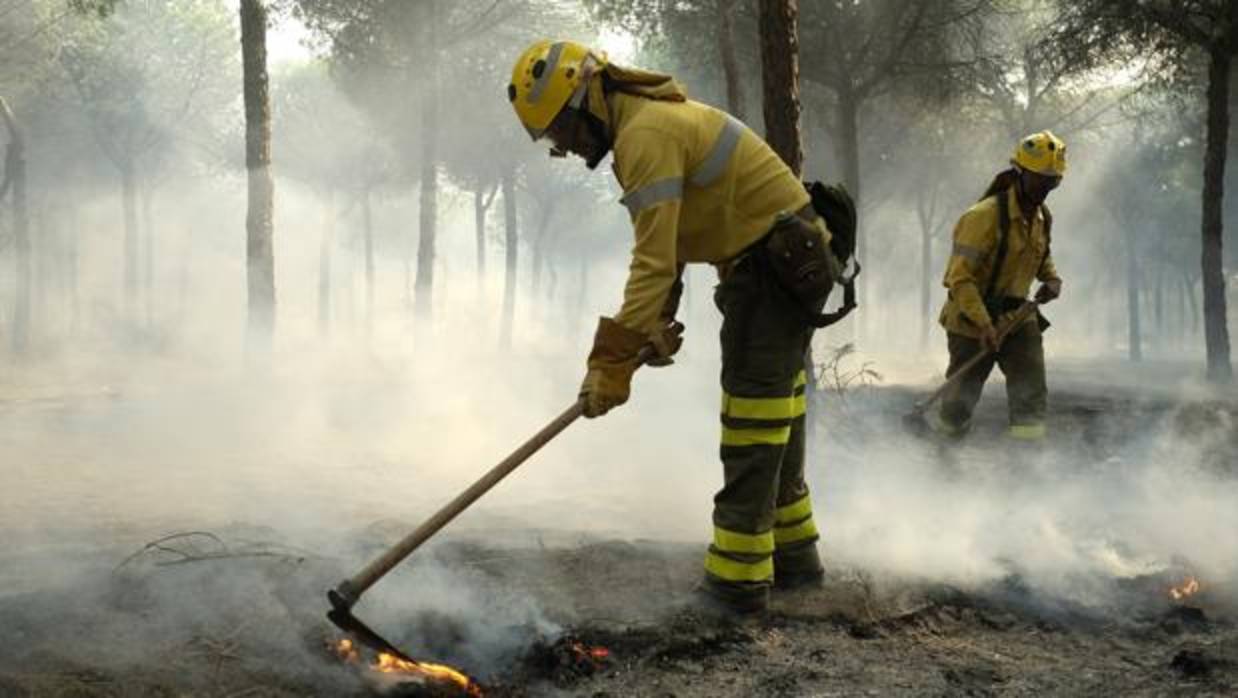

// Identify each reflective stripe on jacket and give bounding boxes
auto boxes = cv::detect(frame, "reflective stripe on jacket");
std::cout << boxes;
[607,92,814,334]
[939,187,1060,338]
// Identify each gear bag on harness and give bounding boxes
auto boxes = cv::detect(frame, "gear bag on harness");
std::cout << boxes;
[762,181,861,329]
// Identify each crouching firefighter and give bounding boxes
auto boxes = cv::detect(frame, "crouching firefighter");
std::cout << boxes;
[507,40,858,615]
[936,131,1066,441]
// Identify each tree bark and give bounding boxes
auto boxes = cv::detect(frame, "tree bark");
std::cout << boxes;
[474,187,487,292]
[363,187,374,335]
[500,167,518,348]
[141,181,154,328]
[916,190,934,350]
[414,0,440,325]
[241,0,276,344]
[1201,43,1233,382]
[318,189,333,337]
[120,158,139,314]
[718,0,745,119]
[1,97,30,354]
[1125,227,1142,361]
[758,0,802,175]
[415,100,438,323]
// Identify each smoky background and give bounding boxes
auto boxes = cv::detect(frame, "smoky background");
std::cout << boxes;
[0,0,1236,676]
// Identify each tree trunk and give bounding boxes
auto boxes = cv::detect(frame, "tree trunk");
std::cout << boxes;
[758,0,802,175]
[241,0,276,345]
[415,104,438,323]
[120,158,139,314]
[500,167,518,348]
[1201,44,1233,382]
[919,213,932,351]
[318,189,333,337]
[363,187,374,334]
[1,98,30,354]
[141,181,154,328]
[836,89,864,338]
[1125,227,1142,361]
[474,187,486,293]
[717,0,745,119]
[414,1,440,326]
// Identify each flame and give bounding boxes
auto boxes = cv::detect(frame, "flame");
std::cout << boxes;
[568,640,611,663]
[333,639,483,697]
[1169,576,1201,601]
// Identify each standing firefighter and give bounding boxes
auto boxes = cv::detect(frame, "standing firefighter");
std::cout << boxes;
[507,40,855,615]
[936,132,1066,440]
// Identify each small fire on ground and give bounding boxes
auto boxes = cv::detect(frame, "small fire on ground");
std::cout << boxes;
[1169,576,1202,601]
[333,638,484,697]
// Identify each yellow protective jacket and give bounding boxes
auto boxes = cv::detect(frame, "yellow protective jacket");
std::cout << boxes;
[939,187,1061,337]
[606,91,814,335]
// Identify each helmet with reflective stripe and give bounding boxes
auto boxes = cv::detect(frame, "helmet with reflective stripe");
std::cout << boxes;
[1011,130,1067,177]
[508,40,607,140]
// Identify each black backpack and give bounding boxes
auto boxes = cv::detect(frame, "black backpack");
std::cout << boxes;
[802,181,861,327]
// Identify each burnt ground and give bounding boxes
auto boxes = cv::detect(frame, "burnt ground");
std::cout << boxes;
[1,381,1236,697]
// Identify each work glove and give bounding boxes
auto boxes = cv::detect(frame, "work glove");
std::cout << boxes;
[579,317,647,418]
[646,277,685,367]
[979,323,1001,354]
[645,320,686,368]
[1034,279,1062,304]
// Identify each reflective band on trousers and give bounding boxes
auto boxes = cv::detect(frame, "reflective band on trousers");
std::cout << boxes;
[620,177,684,215]
[774,518,819,546]
[721,424,791,447]
[714,527,775,555]
[794,370,807,389]
[722,392,794,421]
[775,495,813,525]
[705,550,774,582]
[526,41,565,104]
[791,393,806,418]
[1009,423,1046,440]
[688,115,743,187]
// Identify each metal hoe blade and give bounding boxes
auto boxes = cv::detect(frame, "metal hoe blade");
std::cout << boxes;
[327,588,419,665]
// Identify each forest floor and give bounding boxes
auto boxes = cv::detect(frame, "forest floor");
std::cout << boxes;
[1,367,1236,697]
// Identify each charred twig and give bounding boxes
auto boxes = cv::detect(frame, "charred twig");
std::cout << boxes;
[115,531,308,572]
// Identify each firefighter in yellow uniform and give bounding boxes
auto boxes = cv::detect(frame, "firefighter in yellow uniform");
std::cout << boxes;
[937,132,1066,440]
[508,40,845,614]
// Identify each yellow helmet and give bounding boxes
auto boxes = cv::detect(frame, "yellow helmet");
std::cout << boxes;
[508,40,607,140]
[1011,130,1067,177]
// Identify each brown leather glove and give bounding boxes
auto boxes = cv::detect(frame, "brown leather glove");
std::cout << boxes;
[579,317,647,418]
[645,320,686,367]
[646,275,685,368]
[1034,279,1062,304]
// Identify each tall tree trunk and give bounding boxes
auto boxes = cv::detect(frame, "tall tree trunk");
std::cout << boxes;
[415,107,438,323]
[241,0,275,345]
[1154,263,1164,352]
[1125,227,1142,361]
[836,88,864,338]
[363,187,374,335]
[414,1,440,325]
[474,187,487,293]
[318,189,333,337]
[120,158,139,315]
[1201,43,1233,382]
[500,167,518,348]
[918,209,933,350]
[758,0,803,174]
[1,98,30,354]
[141,181,154,328]
[717,0,745,119]
[758,0,826,439]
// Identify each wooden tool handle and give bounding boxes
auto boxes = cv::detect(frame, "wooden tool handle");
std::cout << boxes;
[913,302,1039,414]
[341,399,586,600]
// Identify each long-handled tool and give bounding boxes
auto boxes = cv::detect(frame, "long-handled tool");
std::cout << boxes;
[904,301,1039,429]
[327,339,669,662]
